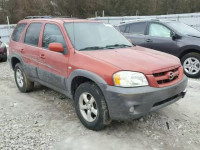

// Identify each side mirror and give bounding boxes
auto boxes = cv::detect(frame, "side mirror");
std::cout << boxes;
[48,43,64,52]
[171,31,178,40]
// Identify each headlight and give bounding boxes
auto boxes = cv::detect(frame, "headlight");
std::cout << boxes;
[113,71,149,87]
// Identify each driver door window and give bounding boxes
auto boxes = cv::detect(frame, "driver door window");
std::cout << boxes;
[42,23,67,53]
[149,23,171,38]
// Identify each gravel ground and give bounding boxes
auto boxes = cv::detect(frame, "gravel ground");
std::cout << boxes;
[0,61,200,150]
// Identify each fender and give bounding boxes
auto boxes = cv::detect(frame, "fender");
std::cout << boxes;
[9,52,25,70]
[178,45,200,58]
[67,69,108,96]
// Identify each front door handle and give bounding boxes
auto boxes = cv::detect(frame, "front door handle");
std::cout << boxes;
[146,39,153,43]
[40,54,45,59]
[20,49,24,53]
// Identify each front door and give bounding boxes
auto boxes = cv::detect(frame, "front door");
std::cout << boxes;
[145,23,179,55]
[38,23,69,90]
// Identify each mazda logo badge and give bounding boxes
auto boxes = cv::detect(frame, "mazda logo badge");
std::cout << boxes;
[169,72,174,80]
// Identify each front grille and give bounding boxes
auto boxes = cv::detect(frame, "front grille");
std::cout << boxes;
[153,67,180,85]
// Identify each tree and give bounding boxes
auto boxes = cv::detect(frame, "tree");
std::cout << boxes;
[0,0,200,24]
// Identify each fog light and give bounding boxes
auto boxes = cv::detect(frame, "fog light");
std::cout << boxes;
[129,106,135,113]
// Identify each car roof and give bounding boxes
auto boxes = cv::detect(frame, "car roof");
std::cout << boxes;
[18,17,101,24]
[118,19,178,26]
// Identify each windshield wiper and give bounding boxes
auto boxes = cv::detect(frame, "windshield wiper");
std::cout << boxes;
[79,44,132,51]
[79,46,106,51]
[105,44,132,49]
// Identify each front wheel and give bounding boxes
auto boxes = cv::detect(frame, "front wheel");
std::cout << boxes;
[74,82,111,131]
[181,53,200,78]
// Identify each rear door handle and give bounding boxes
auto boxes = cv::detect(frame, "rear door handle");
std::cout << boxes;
[40,54,45,59]
[146,39,153,43]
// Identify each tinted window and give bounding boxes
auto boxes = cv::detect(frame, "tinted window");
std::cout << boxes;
[127,22,146,34]
[149,23,171,37]
[119,25,126,32]
[42,24,67,51]
[12,23,27,42]
[24,23,42,46]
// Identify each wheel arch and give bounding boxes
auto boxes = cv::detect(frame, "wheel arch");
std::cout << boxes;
[11,56,22,70]
[67,69,107,99]
[179,49,200,60]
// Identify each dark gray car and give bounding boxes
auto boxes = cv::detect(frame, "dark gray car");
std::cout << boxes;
[117,20,200,78]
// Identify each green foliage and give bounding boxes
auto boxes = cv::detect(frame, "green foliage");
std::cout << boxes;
[0,0,200,23]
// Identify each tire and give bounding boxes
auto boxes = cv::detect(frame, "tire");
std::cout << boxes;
[74,82,111,131]
[2,57,7,62]
[14,63,34,93]
[181,52,200,78]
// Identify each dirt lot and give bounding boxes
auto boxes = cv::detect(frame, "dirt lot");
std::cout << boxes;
[0,61,200,150]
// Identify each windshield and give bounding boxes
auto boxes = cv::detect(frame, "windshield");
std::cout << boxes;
[167,22,200,37]
[64,22,133,51]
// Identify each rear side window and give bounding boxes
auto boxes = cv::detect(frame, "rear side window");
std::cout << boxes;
[12,23,27,42]
[126,22,146,35]
[24,23,42,46]
[42,23,67,51]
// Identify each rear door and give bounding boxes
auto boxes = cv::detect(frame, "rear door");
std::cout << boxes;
[10,23,27,60]
[122,22,147,46]
[38,23,69,90]
[145,22,179,55]
[22,22,42,78]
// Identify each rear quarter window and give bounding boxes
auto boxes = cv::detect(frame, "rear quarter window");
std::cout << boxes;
[12,23,27,42]
[24,23,42,46]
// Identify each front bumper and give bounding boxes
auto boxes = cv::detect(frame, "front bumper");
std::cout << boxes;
[101,75,188,120]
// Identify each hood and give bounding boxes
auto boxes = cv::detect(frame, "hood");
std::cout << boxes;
[81,46,181,75]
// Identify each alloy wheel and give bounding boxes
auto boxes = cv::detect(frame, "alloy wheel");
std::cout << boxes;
[183,57,200,75]
[16,69,24,88]
[79,92,98,122]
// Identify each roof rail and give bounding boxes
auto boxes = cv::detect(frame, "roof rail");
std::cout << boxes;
[54,16,84,19]
[24,16,53,19]
[150,19,160,21]
[24,16,82,20]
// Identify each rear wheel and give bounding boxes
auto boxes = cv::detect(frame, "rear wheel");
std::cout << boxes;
[181,53,200,78]
[74,82,110,131]
[14,63,34,92]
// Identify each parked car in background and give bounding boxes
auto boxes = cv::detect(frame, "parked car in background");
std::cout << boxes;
[117,20,200,78]
[9,17,187,130]
[0,38,7,62]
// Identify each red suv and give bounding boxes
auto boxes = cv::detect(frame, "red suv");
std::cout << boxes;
[9,17,188,130]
